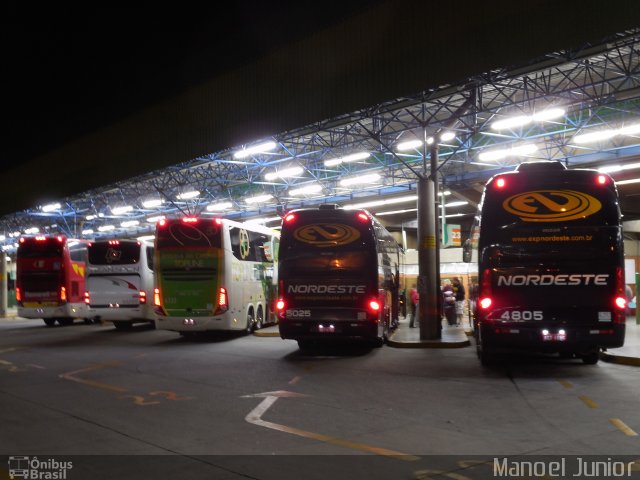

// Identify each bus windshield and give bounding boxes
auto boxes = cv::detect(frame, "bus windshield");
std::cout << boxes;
[17,239,63,259]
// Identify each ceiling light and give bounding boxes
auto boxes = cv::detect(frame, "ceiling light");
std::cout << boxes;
[121,220,140,228]
[324,152,370,167]
[396,140,423,151]
[478,143,537,161]
[142,199,163,208]
[86,215,97,221]
[619,123,640,136]
[531,107,565,122]
[339,173,381,187]
[344,195,417,209]
[573,129,617,144]
[289,184,322,196]
[234,141,277,159]
[176,191,200,200]
[440,131,456,142]
[206,202,233,212]
[616,178,640,185]
[444,201,469,207]
[491,115,531,130]
[98,225,115,232]
[377,208,417,216]
[146,215,165,223]
[598,162,640,174]
[41,203,61,212]
[24,227,39,234]
[111,205,133,215]
[264,166,304,181]
[82,229,94,235]
[245,194,273,204]
[137,235,155,241]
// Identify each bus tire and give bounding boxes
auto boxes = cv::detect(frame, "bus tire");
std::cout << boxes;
[581,351,600,365]
[113,321,132,330]
[245,309,255,334]
[43,319,56,327]
[57,318,74,326]
[256,306,264,330]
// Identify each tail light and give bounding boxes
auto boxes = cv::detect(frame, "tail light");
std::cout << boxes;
[613,266,626,320]
[479,268,492,311]
[15,287,22,305]
[84,291,90,305]
[139,290,147,304]
[276,299,286,320]
[60,286,67,303]
[284,213,296,223]
[495,177,506,189]
[357,212,370,223]
[182,217,198,223]
[153,288,161,307]
[368,299,381,312]
[596,174,608,185]
[214,287,229,315]
[158,219,167,228]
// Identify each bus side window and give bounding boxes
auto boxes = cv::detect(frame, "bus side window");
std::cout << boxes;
[146,246,154,271]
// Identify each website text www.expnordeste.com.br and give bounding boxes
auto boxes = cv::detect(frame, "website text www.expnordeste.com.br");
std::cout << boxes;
[512,235,593,243]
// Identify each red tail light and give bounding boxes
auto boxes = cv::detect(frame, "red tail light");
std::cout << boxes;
[479,268,492,311]
[35,235,46,241]
[158,219,167,228]
[60,286,67,303]
[357,212,369,222]
[214,287,229,315]
[495,177,506,189]
[214,218,222,226]
[615,297,627,310]
[596,174,608,185]
[276,299,285,310]
[108,240,120,245]
[19,237,25,244]
[182,217,198,223]
[613,266,626,319]
[284,213,296,223]
[15,287,22,303]
[57,236,64,243]
[276,299,286,319]
[368,300,381,312]
[139,290,147,304]
[153,288,161,307]
[84,291,90,305]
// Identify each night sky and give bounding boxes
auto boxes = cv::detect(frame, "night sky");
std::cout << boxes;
[0,2,383,174]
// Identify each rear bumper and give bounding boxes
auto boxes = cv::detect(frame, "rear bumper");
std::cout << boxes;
[18,303,87,319]
[87,305,154,322]
[478,322,625,354]
[279,319,379,342]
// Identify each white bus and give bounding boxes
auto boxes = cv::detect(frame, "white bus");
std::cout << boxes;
[84,239,156,329]
[153,216,279,335]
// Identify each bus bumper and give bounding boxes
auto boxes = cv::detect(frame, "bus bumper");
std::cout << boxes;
[154,314,234,332]
[87,305,155,322]
[478,322,626,354]
[18,303,87,320]
[278,319,379,342]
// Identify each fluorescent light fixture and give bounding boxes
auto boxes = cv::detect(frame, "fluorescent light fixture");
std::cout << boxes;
[176,190,200,200]
[264,166,304,181]
[439,190,452,196]
[234,141,277,159]
[206,201,233,212]
[426,137,434,145]
[396,139,423,151]
[86,215,97,221]
[573,129,616,144]
[82,229,94,235]
[478,143,537,161]
[598,162,640,174]
[137,235,155,242]
[111,205,133,215]
[24,227,39,234]
[142,199,163,208]
[444,201,469,207]
[616,178,640,185]
[344,195,417,210]
[12,231,20,237]
[377,208,417,216]
[339,173,381,187]
[324,152,370,167]
[146,215,166,223]
[245,194,273,204]
[121,220,140,228]
[246,216,281,225]
[440,131,455,142]
[440,213,467,219]
[619,123,640,136]
[491,115,531,130]
[289,184,323,196]
[0,235,5,241]
[98,225,115,232]
[531,108,565,122]
[41,202,61,212]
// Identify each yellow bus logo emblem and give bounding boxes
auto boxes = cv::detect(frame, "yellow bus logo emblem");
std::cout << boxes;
[293,224,361,247]
[503,190,602,222]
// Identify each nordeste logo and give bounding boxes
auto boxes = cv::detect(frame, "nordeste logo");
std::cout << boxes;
[293,223,361,247]
[502,190,602,222]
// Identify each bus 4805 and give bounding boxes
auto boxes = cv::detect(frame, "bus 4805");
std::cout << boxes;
[466,161,626,365]
[16,235,89,326]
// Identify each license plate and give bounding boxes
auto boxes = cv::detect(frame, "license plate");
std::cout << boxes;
[315,324,336,333]
[542,332,566,342]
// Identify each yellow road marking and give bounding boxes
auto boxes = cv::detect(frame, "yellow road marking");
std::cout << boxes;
[59,363,127,393]
[245,395,418,461]
[288,376,301,385]
[558,379,573,389]
[579,395,599,409]
[609,418,639,436]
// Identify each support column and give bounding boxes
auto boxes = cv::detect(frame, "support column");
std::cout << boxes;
[0,252,7,317]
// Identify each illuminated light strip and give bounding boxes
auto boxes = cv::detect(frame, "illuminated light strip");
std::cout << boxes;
[609,418,638,436]
[245,395,419,461]
[234,141,277,159]
[615,178,640,185]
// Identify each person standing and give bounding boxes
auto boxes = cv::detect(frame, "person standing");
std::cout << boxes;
[442,279,456,326]
[452,277,466,326]
[409,283,419,328]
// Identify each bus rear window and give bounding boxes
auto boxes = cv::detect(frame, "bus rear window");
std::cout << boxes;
[17,241,63,258]
[88,242,141,265]
[156,220,222,249]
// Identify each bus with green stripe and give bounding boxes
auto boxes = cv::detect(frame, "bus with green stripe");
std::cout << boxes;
[153,216,279,335]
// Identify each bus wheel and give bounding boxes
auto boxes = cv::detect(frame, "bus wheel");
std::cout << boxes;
[58,318,74,326]
[256,306,264,330]
[581,350,600,365]
[43,319,56,327]
[245,310,256,334]
[113,321,132,331]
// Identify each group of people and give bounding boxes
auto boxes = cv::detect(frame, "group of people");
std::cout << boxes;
[407,277,466,328]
